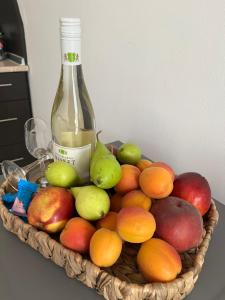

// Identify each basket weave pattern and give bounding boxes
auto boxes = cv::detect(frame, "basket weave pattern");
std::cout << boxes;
[0,180,219,300]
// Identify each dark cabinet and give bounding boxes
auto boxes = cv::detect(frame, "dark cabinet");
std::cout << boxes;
[0,0,35,171]
[0,71,34,169]
[0,72,29,101]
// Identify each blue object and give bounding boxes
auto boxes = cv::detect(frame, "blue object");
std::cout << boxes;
[9,179,39,216]
[2,193,17,203]
[17,179,38,211]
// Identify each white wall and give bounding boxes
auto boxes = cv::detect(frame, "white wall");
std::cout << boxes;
[18,0,225,204]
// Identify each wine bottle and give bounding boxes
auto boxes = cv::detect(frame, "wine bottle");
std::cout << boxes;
[51,18,96,182]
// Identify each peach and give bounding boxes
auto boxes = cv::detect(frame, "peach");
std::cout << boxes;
[96,211,118,231]
[136,159,152,171]
[139,166,173,199]
[27,187,74,233]
[90,228,122,267]
[117,207,156,243]
[171,172,211,216]
[115,164,141,194]
[121,190,151,211]
[151,196,203,252]
[149,162,175,181]
[110,193,123,212]
[60,217,96,253]
[137,238,182,282]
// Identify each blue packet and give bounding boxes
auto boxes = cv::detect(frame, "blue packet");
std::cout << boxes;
[2,193,17,203]
[9,179,38,217]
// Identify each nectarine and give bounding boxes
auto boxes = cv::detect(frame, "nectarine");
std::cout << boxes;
[60,217,96,253]
[27,187,74,233]
[151,196,203,252]
[171,172,211,216]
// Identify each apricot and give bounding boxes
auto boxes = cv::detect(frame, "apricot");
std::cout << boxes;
[149,162,175,181]
[90,228,122,267]
[96,211,118,231]
[139,166,173,199]
[60,217,96,253]
[110,193,123,212]
[137,238,182,282]
[115,164,141,194]
[136,159,152,171]
[117,207,156,243]
[121,190,151,211]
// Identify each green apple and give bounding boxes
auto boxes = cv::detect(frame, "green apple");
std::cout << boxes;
[117,143,141,165]
[71,185,110,221]
[45,161,79,188]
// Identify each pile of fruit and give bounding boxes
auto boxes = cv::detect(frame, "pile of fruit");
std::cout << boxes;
[27,140,212,283]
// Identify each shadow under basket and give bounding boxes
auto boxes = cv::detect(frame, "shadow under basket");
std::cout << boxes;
[0,179,219,300]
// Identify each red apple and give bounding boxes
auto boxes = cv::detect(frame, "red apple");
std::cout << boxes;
[171,172,211,216]
[151,196,203,253]
[27,187,74,233]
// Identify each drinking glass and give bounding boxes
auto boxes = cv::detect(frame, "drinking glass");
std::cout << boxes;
[1,118,53,191]
[24,117,52,159]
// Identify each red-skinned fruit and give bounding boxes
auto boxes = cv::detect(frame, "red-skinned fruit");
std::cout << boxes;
[171,172,211,216]
[27,187,74,233]
[151,196,203,253]
[60,217,96,253]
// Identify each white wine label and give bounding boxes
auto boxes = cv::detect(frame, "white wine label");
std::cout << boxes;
[52,142,91,180]
[62,39,81,65]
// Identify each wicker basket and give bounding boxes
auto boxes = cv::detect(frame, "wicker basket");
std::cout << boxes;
[0,179,219,300]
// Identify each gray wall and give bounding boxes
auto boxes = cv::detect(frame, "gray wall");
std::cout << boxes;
[18,0,225,204]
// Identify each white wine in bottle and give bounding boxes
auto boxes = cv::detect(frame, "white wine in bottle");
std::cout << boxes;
[51,18,96,182]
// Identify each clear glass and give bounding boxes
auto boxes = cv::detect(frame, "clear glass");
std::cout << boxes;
[51,64,96,148]
[1,158,52,191]
[1,160,26,191]
[51,64,96,182]
[1,118,53,191]
[24,117,52,159]
[24,117,53,187]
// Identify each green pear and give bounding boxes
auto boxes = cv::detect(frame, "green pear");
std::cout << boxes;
[117,143,141,165]
[45,161,79,188]
[90,132,121,189]
[71,185,110,221]
[90,140,110,174]
[70,186,83,198]
[90,154,121,189]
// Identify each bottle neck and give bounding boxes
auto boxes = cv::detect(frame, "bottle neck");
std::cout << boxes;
[61,38,81,66]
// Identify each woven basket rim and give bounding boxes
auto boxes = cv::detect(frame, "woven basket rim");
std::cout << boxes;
[0,179,219,299]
